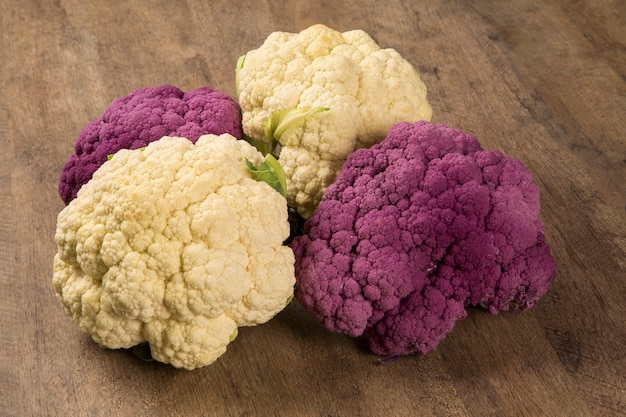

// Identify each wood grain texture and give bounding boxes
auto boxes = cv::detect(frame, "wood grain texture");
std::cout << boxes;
[1,1,624,416]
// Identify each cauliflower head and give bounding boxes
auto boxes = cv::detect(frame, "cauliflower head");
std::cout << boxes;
[58,85,243,205]
[237,24,433,218]
[290,121,555,357]
[53,134,295,369]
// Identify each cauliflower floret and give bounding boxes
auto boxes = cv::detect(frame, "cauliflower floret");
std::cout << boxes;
[52,134,295,370]
[290,121,555,357]
[58,85,243,205]
[237,24,432,218]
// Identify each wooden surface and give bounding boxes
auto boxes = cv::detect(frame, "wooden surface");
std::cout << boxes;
[1,1,624,416]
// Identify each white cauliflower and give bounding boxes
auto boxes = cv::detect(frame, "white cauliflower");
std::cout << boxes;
[52,134,295,370]
[236,24,433,218]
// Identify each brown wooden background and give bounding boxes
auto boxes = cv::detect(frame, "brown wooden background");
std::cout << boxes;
[1,1,624,416]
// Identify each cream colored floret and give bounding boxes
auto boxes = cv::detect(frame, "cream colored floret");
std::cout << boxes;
[52,135,295,370]
[237,24,433,218]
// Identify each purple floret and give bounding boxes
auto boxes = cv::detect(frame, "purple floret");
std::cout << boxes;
[58,85,243,204]
[291,121,556,357]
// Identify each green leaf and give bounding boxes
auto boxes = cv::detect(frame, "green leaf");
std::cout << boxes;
[246,154,287,198]
[235,55,246,98]
[244,133,277,156]
[106,146,146,161]
[263,107,330,143]
[229,328,238,342]
[285,294,294,306]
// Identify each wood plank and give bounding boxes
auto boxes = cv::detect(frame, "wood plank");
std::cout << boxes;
[461,1,626,415]
[0,0,624,416]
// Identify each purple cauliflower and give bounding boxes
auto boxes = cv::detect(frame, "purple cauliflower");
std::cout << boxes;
[58,85,243,204]
[291,120,556,357]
